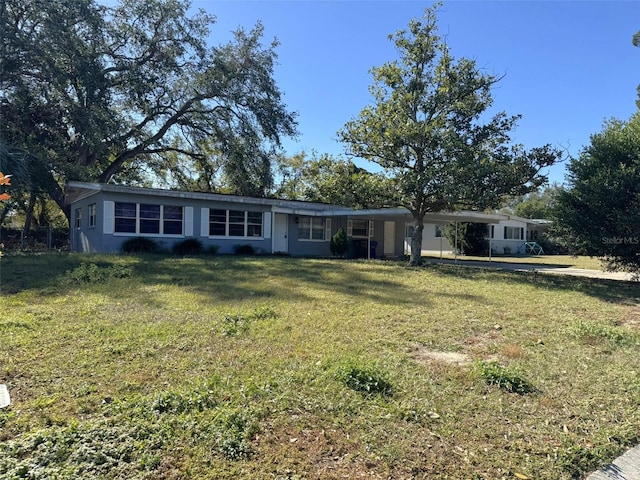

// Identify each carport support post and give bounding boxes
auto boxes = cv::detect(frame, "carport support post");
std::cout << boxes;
[367,219,372,260]
[454,221,458,264]
[489,237,492,262]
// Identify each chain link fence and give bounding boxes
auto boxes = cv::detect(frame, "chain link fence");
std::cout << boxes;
[0,226,69,252]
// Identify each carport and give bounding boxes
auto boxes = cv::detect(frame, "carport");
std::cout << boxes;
[318,207,509,260]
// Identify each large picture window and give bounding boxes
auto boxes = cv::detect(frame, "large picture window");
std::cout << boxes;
[209,210,263,237]
[114,202,183,235]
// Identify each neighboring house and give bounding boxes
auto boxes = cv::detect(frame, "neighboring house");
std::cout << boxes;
[65,182,549,257]
[487,216,552,255]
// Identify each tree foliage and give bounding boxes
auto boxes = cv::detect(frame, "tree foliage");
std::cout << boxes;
[274,152,392,209]
[503,184,564,219]
[554,114,640,274]
[1,0,297,220]
[442,222,489,256]
[330,228,348,258]
[338,5,560,265]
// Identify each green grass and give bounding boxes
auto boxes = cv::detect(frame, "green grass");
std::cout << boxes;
[0,253,639,479]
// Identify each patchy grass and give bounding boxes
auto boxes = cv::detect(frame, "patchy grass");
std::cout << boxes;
[0,254,639,479]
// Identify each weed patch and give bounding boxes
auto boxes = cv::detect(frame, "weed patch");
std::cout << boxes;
[0,421,165,480]
[335,358,393,397]
[210,408,261,460]
[569,320,638,347]
[221,306,278,336]
[476,361,538,395]
[65,262,133,284]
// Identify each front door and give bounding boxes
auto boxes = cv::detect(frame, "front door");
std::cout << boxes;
[384,221,395,256]
[273,213,289,254]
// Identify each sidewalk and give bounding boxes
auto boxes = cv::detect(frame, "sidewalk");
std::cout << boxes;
[586,445,640,479]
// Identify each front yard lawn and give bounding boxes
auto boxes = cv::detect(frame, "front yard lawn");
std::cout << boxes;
[0,254,638,479]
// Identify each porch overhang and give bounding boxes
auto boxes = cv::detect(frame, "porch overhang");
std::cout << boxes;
[318,208,509,224]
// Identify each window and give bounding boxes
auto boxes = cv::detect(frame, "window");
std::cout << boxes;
[115,202,136,233]
[209,209,263,237]
[140,204,160,234]
[299,217,326,240]
[88,204,96,228]
[504,226,524,240]
[247,212,263,237]
[209,209,227,236]
[228,210,245,237]
[114,202,183,235]
[75,208,82,229]
[349,219,372,238]
[163,206,183,235]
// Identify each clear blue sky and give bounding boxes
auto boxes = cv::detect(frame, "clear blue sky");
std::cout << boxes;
[196,0,640,185]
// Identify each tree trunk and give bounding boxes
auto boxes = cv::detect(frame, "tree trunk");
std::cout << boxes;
[23,192,36,235]
[409,213,424,266]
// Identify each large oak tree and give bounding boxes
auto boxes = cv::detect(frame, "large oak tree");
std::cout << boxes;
[338,6,560,265]
[0,0,297,221]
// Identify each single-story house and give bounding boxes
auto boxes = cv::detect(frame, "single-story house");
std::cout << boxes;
[65,182,549,257]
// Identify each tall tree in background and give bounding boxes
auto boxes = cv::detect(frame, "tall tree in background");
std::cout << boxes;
[501,184,564,219]
[338,5,560,265]
[274,152,392,209]
[554,114,640,274]
[0,0,297,221]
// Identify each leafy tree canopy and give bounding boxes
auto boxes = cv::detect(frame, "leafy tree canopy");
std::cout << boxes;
[274,152,393,209]
[501,184,564,219]
[554,113,640,274]
[337,5,561,265]
[1,0,297,219]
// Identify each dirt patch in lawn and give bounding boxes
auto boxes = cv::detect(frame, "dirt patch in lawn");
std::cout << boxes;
[620,304,640,329]
[412,328,504,366]
[412,348,473,366]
